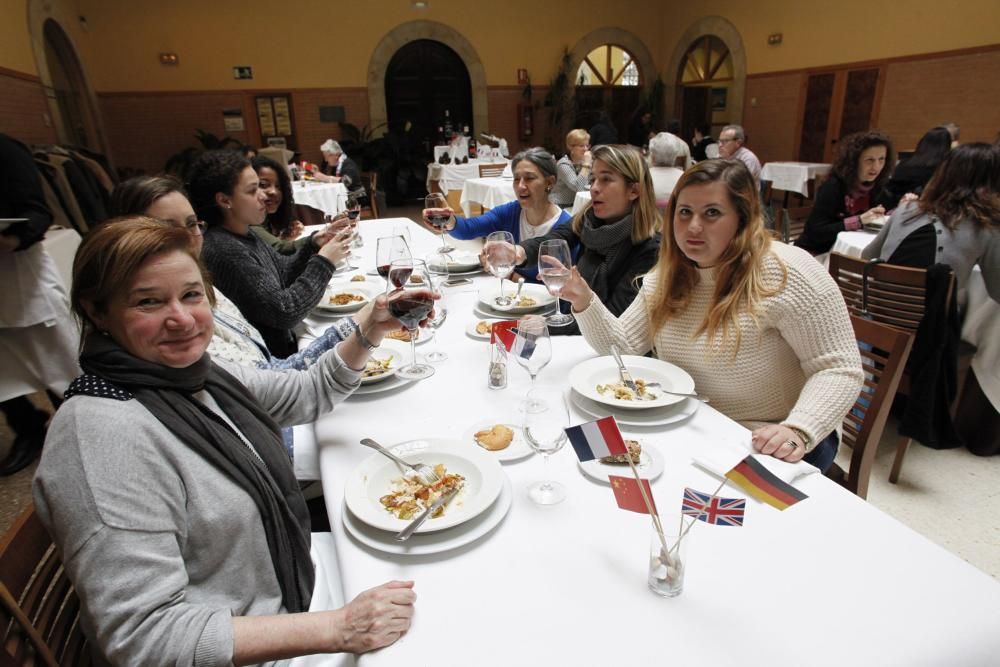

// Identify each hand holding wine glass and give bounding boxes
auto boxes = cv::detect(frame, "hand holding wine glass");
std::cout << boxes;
[423,193,455,254]
[538,239,575,327]
[484,231,517,306]
[386,259,438,380]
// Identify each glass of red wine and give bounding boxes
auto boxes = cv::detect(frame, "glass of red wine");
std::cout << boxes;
[345,194,363,248]
[386,258,437,380]
[375,235,411,279]
[424,193,455,255]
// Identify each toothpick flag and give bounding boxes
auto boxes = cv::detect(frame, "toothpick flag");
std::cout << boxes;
[609,475,658,515]
[490,321,518,350]
[725,455,808,511]
[681,487,746,526]
[565,416,628,462]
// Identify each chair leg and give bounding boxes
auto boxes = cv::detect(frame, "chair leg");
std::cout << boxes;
[889,436,911,484]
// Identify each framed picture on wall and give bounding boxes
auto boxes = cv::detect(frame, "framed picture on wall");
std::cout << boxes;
[711,88,727,111]
[255,94,297,150]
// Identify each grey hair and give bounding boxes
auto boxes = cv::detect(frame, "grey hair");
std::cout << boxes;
[511,147,558,180]
[721,124,746,143]
[648,132,686,167]
[320,139,342,154]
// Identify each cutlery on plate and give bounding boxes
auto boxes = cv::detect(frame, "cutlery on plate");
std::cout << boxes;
[642,383,709,402]
[395,485,463,541]
[359,438,441,485]
[513,277,525,303]
[609,345,640,395]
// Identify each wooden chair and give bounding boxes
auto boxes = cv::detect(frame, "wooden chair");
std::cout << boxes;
[360,171,379,219]
[0,504,93,666]
[293,203,327,227]
[477,163,507,178]
[773,205,812,244]
[827,316,914,499]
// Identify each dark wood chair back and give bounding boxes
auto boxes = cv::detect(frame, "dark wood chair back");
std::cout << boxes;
[361,171,379,219]
[477,163,507,178]
[294,203,327,227]
[0,505,93,666]
[773,205,812,244]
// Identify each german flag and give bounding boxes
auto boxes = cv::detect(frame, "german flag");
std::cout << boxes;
[724,456,808,511]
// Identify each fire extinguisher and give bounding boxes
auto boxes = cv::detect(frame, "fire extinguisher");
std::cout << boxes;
[517,103,534,139]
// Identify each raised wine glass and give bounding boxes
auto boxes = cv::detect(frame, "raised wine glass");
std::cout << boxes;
[538,239,575,327]
[424,193,454,255]
[512,316,552,413]
[375,235,411,280]
[386,258,437,380]
[522,384,569,505]
[345,194,363,248]
[484,230,516,306]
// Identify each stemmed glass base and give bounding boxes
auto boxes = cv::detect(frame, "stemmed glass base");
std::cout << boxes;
[528,480,566,505]
[545,312,575,327]
[397,328,435,380]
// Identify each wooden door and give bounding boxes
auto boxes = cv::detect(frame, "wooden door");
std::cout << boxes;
[679,86,710,142]
[797,66,884,163]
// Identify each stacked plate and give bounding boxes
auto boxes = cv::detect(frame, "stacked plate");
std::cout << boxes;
[313,283,377,316]
[474,283,558,319]
[567,355,700,427]
[427,251,482,276]
[342,438,512,555]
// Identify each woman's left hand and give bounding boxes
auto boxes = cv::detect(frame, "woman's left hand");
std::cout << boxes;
[750,424,806,463]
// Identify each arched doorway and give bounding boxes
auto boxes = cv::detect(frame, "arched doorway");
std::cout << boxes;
[675,35,734,142]
[41,19,101,150]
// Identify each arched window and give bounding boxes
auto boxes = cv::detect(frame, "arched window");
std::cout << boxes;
[576,44,642,87]
[679,36,732,85]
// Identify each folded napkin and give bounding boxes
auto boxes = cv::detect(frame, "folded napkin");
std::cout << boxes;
[692,443,818,487]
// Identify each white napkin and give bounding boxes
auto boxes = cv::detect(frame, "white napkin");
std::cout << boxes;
[691,441,818,487]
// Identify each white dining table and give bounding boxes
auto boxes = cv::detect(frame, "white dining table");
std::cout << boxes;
[760,161,831,197]
[459,176,516,217]
[292,219,1000,666]
[571,189,592,215]
[428,158,512,195]
[293,181,347,217]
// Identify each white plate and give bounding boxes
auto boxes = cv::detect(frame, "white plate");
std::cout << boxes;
[569,389,699,427]
[477,283,556,314]
[577,442,664,484]
[473,302,557,320]
[359,339,408,385]
[461,422,535,463]
[350,373,416,397]
[465,319,504,340]
[382,326,434,346]
[315,284,376,313]
[342,476,512,556]
[428,252,482,273]
[568,355,695,410]
[344,438,505,534]
[331,274,385,288]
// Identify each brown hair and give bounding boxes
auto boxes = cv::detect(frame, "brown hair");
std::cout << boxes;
[110,175,187,217]
[72,217,216,335]
[650,159,785,353]
[915,142,1000,230]
[832,130,895,192]
[571,144,660,242]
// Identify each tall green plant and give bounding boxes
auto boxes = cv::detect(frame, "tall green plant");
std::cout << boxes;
[542,49,575,154]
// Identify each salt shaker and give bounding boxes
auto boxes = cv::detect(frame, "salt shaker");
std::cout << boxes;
[488,339,507,389]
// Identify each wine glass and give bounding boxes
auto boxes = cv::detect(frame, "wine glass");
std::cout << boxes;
[484,230,516,306]
[345,194,363,248]
[424,193,454,255]
[386,258,437,380]
[522,384,569,505]
[425,284,448,363]
[538,239,575,327]
[375,235,411,279]
[325,212,358,271]
[512,316,551,413]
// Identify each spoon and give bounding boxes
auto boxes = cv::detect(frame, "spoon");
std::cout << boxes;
[359,438,441,485]
[513,277,525,304]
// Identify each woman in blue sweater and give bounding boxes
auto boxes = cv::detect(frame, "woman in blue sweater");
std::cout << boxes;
[420,147,570,282]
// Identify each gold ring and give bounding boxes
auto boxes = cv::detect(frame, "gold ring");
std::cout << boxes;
[784,440,798,449]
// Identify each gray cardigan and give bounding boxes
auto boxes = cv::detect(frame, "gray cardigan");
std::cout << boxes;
[33,349,360,667]
[862,201,1000,306]
[549,155,589,207]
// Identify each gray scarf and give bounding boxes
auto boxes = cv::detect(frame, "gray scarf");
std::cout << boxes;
[575,209,635,302]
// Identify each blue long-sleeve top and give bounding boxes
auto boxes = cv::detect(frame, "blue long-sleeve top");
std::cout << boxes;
[449,201,571,282]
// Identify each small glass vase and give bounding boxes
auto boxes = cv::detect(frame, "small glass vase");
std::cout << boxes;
[648,527,687,598]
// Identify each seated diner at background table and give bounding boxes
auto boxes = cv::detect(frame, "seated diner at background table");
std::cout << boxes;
[795,130,895,255]
[251,154,310,255]
[111,175,364,373]
[877,126,952,211]
[419,147,571,283]
[33,219,422,665]
[191,149,353,357]
[492,144,661,336]
[560,159,863,472]
[647,131,686,209]
[691,121,719,161]
[313,139,364,195]
[716,124,761,184]
[863,142,1000,307]
[549,128,592,208]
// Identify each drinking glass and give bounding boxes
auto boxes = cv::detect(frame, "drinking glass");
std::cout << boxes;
[345,194,363,248]
[425,274,448,363]
[424,193,454,255]
[512,317,551,413]
[538,239,575,327]
[386,259,437,380]
[649,526,687,597]
[375,235,411,279]
[521,384,569,505]
[484,230,516,306]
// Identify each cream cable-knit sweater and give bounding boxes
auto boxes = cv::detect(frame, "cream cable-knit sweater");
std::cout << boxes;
[576,241,863,449]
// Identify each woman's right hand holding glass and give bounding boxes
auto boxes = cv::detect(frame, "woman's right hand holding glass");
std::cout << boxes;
[317,228,353,265]
[561,266,594,312]
[419,206,455,235]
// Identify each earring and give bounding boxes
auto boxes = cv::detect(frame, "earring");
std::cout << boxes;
[545,187,551,192]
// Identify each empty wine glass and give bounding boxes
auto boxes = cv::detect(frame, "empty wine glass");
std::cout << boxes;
[512,316,551,413]
[522,384,569,505]
[538,239,575,327]
[385,258,437,380]
[425,287,448,363]
[424,193,454,255]
[375,235,411,279]
[484,230,516,306]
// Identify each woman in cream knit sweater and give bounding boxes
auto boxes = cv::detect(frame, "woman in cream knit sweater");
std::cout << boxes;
[561,159,863,472]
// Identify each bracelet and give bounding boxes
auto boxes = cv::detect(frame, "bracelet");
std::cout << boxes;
[354,324,378,353]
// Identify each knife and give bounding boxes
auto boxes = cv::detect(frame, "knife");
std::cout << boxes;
[394,485,462,542]
[610,345,640,395]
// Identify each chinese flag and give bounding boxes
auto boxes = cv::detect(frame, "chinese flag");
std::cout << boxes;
[609,475,657,515]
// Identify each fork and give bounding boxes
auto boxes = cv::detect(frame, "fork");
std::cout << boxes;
[643,382,709,403]
[359,438,441,485]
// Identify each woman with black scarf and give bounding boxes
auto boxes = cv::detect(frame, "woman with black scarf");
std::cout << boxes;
[32,219,423,665]
[494,144,660,335]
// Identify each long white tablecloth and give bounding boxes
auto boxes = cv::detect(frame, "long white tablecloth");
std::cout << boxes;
[296,219,1000,666]
[459,176,516,217]
[293,181,347,217]
[429,158,510,194]
[761,161,831,197]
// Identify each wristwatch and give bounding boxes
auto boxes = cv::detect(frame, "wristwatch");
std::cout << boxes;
[353,325,378,353]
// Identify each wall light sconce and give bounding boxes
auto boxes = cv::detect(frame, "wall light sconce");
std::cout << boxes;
[767,33,783,46]
[411,0,429,8]
[159,52,180,66]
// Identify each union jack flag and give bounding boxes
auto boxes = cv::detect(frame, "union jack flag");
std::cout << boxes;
[681,487,746,527]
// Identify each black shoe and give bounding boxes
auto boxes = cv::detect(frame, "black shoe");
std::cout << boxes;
[0,432,44,476]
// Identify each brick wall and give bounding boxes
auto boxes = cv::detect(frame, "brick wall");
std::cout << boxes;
[743,72,804,164]
[290,88,369,165]
[0,69,58,146]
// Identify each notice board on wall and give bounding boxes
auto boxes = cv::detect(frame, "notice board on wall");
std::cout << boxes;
[255,94,296,150]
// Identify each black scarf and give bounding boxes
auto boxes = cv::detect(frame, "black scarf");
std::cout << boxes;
[575,209,636,302]
[78,332,314,612]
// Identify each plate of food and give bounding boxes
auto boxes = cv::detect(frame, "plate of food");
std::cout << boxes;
[569,389,699,427]
[383,326,434,345]
[461,422,534,463]
[344,438,505,534]
[477,283,556,314]
[568,355,695,410]
[315,284,376,313]
[577,439,664,484]
[428,252,482,274]
[359,339,408,385]
[465,319,505,340]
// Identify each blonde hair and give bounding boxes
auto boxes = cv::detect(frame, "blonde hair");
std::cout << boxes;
[565,129,590,151]
[649,159,785,354]
[571,144,660,242]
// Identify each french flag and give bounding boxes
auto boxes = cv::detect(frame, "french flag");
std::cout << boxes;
[565,416,628,462]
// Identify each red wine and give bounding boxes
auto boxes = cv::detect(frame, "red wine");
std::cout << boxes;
[347,209,360,221]
[389,293,434,329]
[376,264,391,278]
[427,214,450,229]
[388,266,413,288]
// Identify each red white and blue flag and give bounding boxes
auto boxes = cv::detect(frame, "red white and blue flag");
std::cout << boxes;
[565,416,628,462]
[681,487,746,527]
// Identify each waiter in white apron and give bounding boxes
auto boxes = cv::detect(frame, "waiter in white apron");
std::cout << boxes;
[0,133,81,476]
